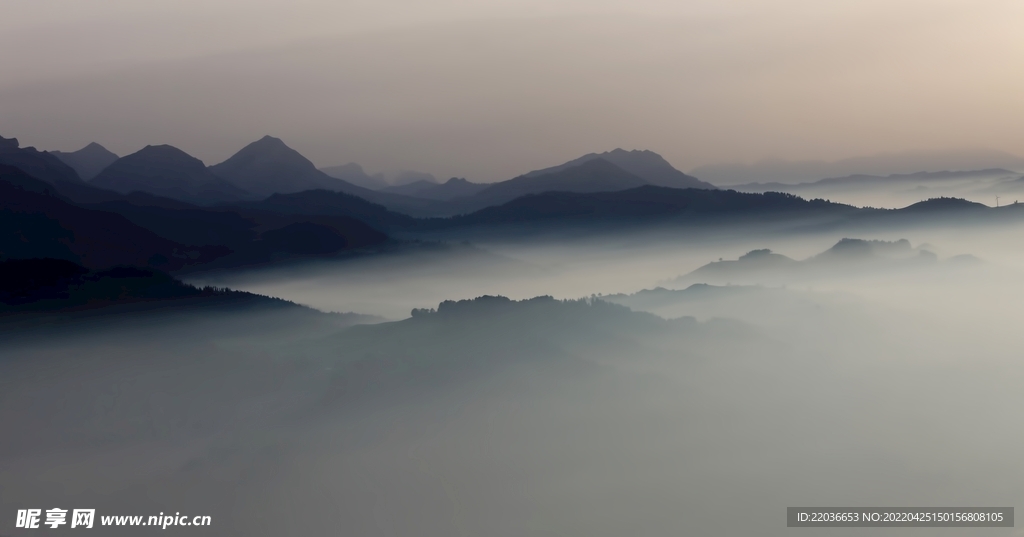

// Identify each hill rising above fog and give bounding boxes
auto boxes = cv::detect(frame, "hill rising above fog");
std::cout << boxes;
[666,238,951,286]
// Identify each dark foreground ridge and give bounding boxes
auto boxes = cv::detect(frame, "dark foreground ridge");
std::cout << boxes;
[0,258,298,315]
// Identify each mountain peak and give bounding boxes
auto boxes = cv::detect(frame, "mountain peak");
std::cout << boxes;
[255,134,285,146]
[525,149,715,190]
[1,136,21,150]
[50,142,119,180]
[132,144,206,168]
[218,136,311,166]
[210,136,348,198]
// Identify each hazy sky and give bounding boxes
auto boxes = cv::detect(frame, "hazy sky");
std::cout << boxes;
[2,0,1023,181]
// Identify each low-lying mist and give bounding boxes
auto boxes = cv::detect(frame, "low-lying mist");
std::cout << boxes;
[4,221,1024,536]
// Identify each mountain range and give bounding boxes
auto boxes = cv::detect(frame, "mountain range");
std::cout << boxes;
[29,135,720,217]
[91,144,249,204]
[5,129,1024,283]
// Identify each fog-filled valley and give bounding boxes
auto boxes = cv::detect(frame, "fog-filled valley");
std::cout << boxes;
[5,208,1024,534]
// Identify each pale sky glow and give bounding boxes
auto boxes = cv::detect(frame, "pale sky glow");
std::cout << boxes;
[2,0,1022,181]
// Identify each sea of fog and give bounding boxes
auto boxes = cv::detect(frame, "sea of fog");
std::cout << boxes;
[4,222,1024,536]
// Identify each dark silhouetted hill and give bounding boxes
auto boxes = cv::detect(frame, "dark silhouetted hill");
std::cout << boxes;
[897,197,989,213]
[91,144,250,204]
[682,249,798,283]
[0,135,82,185]
[525,149,715,190]
[0,258,322,316]
[50,142,119,180]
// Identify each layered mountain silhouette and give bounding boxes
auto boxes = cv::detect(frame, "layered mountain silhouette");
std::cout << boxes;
[0,135,82,185]
[524,149,715,189]
[91,144,250,204]
[0,163,388,272]
[209,136,445,216]
[365,150,714,210]
[5,129,1024,283]
[0,164,226,269]
[50,142,119,180]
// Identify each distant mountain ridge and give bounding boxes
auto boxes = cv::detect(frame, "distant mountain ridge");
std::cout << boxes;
[694,150,1024,186]
[381,177,489,201]
[465,159,650,209]
[210,136,447,217]
[734,168,1019,192]
[51,142,119,180]
[319,163,390,190]
[317,149,713,210]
